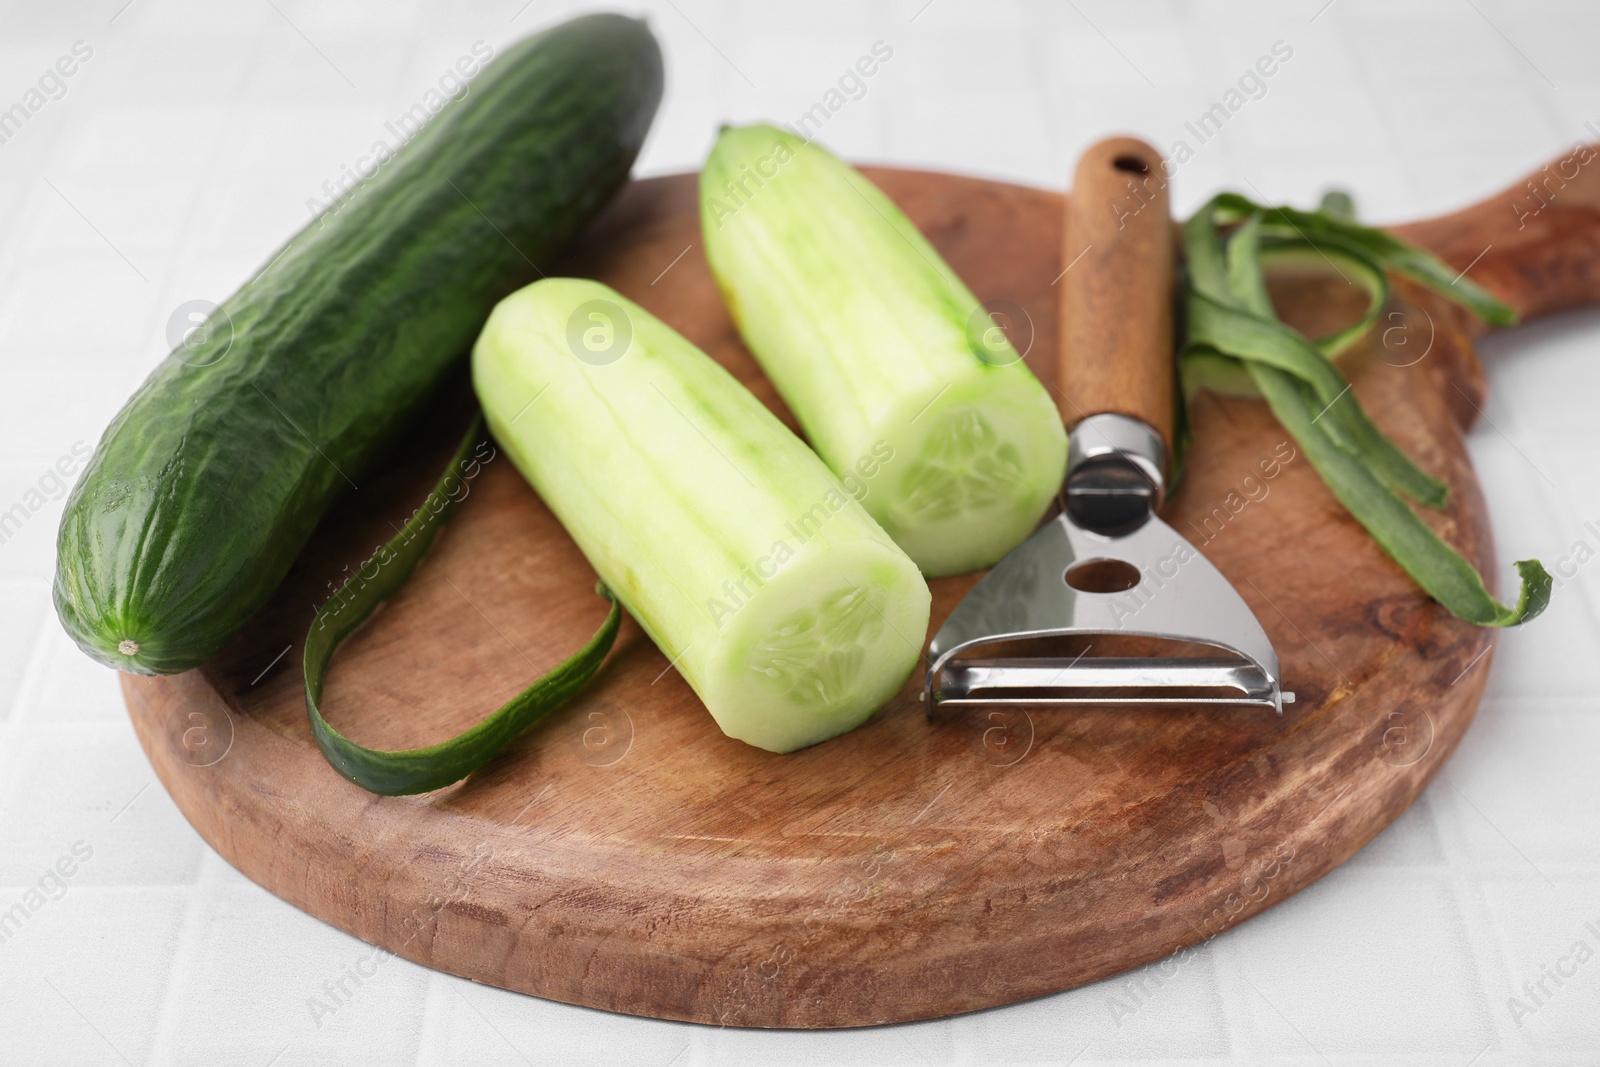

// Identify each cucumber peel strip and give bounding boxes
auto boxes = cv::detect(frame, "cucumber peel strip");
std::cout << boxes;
[303,414,622,795]
[1196,215,1448,508]
[1180,195,1550,627]
[1206,191,1517,327]
[1256,237,1386,359]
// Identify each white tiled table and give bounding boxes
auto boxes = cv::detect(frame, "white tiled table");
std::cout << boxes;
[2,1,1598,1063]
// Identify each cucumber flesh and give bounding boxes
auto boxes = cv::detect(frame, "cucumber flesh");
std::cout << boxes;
[711,544,923,753]
[871,376,1066,577]
[473,278,930,753]
[701,124,1068,577]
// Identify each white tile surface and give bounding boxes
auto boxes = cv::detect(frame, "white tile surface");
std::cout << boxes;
[0,886,188,1067]
[2,0,1598,1063]
[419,978,701,1067]
[0,721,204,887]
[147,878,432,1066]
[1213,869,1496,1064]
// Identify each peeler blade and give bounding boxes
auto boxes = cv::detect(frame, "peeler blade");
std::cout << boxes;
[924,508,1294,715]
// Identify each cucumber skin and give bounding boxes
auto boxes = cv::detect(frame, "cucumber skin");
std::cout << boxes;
[54,15,663,675]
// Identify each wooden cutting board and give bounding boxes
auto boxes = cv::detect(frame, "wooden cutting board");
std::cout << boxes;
[122,151,1600,1028]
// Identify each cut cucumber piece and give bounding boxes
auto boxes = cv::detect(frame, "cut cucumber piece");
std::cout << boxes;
[473,278,930,753]
[700,124,1067,577]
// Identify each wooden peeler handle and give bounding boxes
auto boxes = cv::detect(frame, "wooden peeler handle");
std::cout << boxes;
[1059,137,1176,469]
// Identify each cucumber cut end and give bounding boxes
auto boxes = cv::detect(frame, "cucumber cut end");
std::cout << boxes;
[703,540,929,753]
[872,379,1067,577]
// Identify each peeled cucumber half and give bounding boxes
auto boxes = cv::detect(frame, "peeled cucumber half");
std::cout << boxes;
[701,124,1068,577]
[473,278,931,753]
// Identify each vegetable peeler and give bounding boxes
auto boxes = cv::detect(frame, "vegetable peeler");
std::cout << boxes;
[924,137,1294,715]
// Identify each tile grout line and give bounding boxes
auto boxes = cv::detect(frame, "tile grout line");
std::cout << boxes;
[140,841,229,1065]
[1,590,64,732]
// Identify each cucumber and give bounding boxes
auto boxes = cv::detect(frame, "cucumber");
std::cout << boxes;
[54,14,663,674]
[700,124,1068,577]
[473,278,931,753]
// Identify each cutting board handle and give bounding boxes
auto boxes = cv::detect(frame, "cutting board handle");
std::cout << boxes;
[1391,142,1600,326]
[1058,137,1176,460]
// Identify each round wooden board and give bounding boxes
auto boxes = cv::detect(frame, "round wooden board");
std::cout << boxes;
[120,163,1594,1029]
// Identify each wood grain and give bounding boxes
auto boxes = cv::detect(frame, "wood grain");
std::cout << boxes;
[1059,136,1177,449]
[121,153,1600,1028]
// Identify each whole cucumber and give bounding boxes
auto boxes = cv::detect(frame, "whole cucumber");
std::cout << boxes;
[55,14,663,674]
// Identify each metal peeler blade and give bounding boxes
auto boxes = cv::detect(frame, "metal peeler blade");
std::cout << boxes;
[924,416,1294,715]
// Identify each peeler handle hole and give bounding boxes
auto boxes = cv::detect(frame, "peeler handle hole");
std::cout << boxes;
[1064,558,1142,594]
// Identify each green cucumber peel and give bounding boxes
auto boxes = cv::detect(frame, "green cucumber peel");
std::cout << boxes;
[1316,189,1357,220]
[304,413,621,795]
[1249,362,1549,626]
[1256,235,1388,359]
[1207,191,1517,327]
[1179,196,1549,626]
[1213,214,1448,508]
